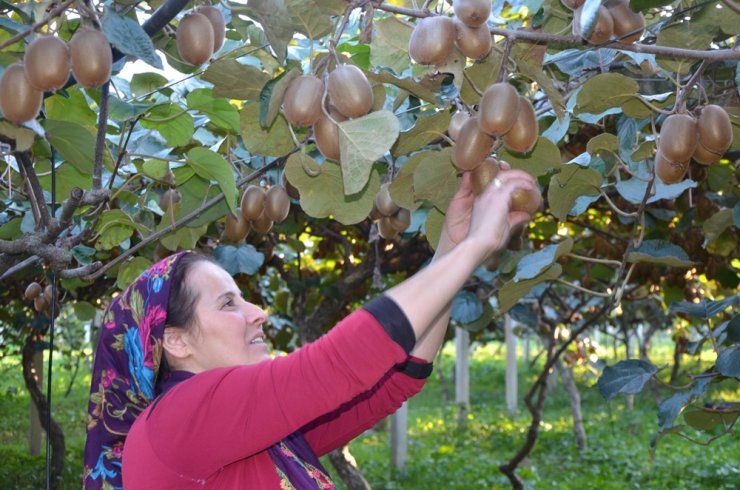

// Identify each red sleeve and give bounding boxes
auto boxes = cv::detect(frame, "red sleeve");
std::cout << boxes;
[300,357,431,457]
[144,307,410,480]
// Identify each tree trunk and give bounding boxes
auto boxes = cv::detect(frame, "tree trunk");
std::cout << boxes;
[670,340,682,384]
[454,327,470,429]
[555,360,587,451]
[29,349,43,456]
[328,446,371,490]
[390,402,408,470]
[505,316,518,417]
[624,330,634,410]
[639,323,663,402]
[22,334,65,490]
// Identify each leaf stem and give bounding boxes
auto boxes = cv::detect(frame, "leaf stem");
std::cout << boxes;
[566,253,622,266]
[554,278,612,297]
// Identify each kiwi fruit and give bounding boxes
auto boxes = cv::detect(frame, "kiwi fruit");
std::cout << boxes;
[655,149,688,184]
[502,96,538,153]
[478,82,520,136]
[69,28,112,88]
[0,63,42,124]
[510,184,542,216]
[692,141,722,166]
[224,211,250,242]
[251,210,274,234]
[375,182,400,216]
[265,185,291,223]
[24,36,70,91]
[453,0,492,28]
[283,75,325,127]
[313,105,347,160]
[573,6,614,45]
[176,13,214,66]
[197,5,226,53]
[240,185,266,221]
[378,216,398,240]
[448,110,471,141]
[159,189,181,212]
[471,157,501,195]
[483,252,499,271]
[25,282,42,301]
[327,64,374,118]
[696,105,733,156]
[453,18,492,60]
[34,295,48,314]
[43,284,54,305]
[607,0,644,44]
[389,208,411,232]
[452,116,494,171]
[658,114,697,163]
[409,16,457,66]
[281,172,300,200]
[560,0,585,10]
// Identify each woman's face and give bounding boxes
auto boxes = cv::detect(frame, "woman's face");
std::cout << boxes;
[182,261,270,372]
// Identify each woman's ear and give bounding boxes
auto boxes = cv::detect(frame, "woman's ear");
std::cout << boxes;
[163,326,191,362]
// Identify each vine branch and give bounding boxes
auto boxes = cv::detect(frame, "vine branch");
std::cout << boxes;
[93,82,110,191]
[0,0,76,51]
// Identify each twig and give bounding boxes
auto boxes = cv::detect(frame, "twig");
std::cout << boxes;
[92,82,110,191]
[107,116,142,190]
[566,253,622,267]
[58,261,103,279]
[555,278,612,297]
[599,189,638,218]
[0,0,76,51]
[634,96,674,116]
[497,37,513,84]
[675,61,708,113]
[463,70,483,96]
[722,0,740,15]
[16,152,52,229]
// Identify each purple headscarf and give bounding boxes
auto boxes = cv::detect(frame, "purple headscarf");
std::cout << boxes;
[83,251,189,489]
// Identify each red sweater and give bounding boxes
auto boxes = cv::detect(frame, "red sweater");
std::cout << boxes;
[122,304,429,488]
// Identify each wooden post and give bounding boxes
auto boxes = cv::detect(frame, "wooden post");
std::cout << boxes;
[454,327,470,427]
[29,349,43,456]
[523,334,530,365]
[505,316,518,417]
[625,330,635,410]
[390,402,408,470]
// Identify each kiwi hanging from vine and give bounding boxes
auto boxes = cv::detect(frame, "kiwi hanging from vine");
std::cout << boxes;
[694,104,733,165]
[606,0,645,44]
[470,157,501,196]
[573,6,614,45]
[24,282,42,301]
[313,105,347,161]
[655,149,688,184]
[224,211,250,242]
[448,110,471,141]
[658,114,697,163]
[176,12,214,66]
[389,208,411,233]
[327,64,374,118]
[197,5,226,53]
[265,185,291,223]
[251,210,274,234]
[69,28,112,88]
[452,116,494,171]
[374,182,400,217]
[502,96,538,153]
[378,216,399,240]
[478,82,520,136]
[453,18,492,60]
[240,185,266,221]
[283,75,325,127]
[453,0,492,28]
[0,63,42,124]
[24,36,70,91]
[409,16,457,66]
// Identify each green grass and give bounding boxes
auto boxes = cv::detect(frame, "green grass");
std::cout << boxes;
[0,339,738,489]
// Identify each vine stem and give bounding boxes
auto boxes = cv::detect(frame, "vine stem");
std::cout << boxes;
[566,252,622,266]
[554,278,612,297]
[92,82,110,191]
[599,189,638,218]
[0,0,76,50]
[675,61,708,113]
[496,37,513,84]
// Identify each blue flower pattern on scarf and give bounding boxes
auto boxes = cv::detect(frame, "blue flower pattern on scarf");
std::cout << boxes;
[124,327,155,401]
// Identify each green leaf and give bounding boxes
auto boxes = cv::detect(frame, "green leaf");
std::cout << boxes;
[547,165,602,221]
[0,121,35,151]
[388,151,427,211]
[186,88,240,132]
[412,148,458,212]
[392,110,451,157]
[130,72,170,98]
[367,71,440,104]
[285,153,380,224]
[116,257,153,290]
[173,175,229,227]
[707,163,734,192]
[513,238,573,282]
[338,110,400,195]
[616,177,697,205]
[716,346,740,376]
[658,392,692,430]
[703,208,733,246]
[214,244,265,276]
[38,161,90,198]
[629,0,673,12]
[159,223,208,251]
[96,225,134,251]
[631,140,655,162]
[240,103,296,157]
[42,119,109,174]
[627,240,695,268]
[460,50,503,106]
[621,93,675,119]
[231,0,294,63]
[451,291,484,324]
[260,68,300,127]
[102,8,162,69]
[71,244,96,265]
[728,315,740,342]
[187,147,238,215]
[498,264,562,313]
[575,73,639,115]
[142,159,169,182]
[0,217,21,240]
[656,24,715,75]
[370,16,413,74]
[586,133,619,156]
[43,89,98,128]
[683,407,740,432]
[596,359,658,401]
[72,301,98,322]
[670,296,740,319]
[512,45,565,121]
[424,207,445,251]
[140,104,194,147]
[287,0,333,39]
[201,59,271,101]
[107,95,150,122]
[499,136,562,178]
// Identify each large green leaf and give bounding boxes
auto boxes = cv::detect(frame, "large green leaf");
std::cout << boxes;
[575,73,639,115]
[186,88,240,132]
[94,210,139,250]
[367,71,440,104]
[451,290,484,324]
[240,103,296,157]
[655,23,715,75]
[670,296,739,320]
[424,206,445,250]
[621,93,675,120]
[44,89,98,128]
[596,359,658,401]
[159,223,208,251]
[0,121,34,151]
[130,72,170,98]
[512,237,573,282]
[37,161,90,199]
[412,148,458,212]
[285,153,380,224]
[657,392,692,430]
[586,133,619,156]
[703,208,733,245]
[202,59,271,101]
[102,8,162,69]
[42,119,112,174]
[388,151,427,211]
[460,50,503,106]
[499,136,562,178]
[173,175,229,227]
[231,0,294,63]
[116,257,153,290]
[716,346,740,377]
[214,244,265,275]
[512,45,565,121]
[683,407,740,432]
[392,110,450,157]
[287,0,333,39]
[498,264,562,312]
[547,165,602,221]
[187,147,238,215]
[627,240,695,268]
[140,104,195,147]
[616,177,697,205]
[338,110,400,195]
[370,16,413,74]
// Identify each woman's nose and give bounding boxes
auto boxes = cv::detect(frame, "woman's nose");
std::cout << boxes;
[244,302,268,327]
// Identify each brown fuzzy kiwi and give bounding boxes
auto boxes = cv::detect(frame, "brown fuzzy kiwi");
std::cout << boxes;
[658,114,697,163]
[409,16,457,66]
[34,295,48,313]
[328,64,374,118]
[265,185,291,223]
[251,210,274,234]
[0,63,42,124]
[378,216,398,240]
[561,0,585,10]
[313,105,347,161]
[453,18,492,60]
[159,189,181,212]
[240,185,266,221]
[573,6,614,45]
[24,36,70,91]
[283,75,325,127]
[25,282,42,301]
[453,116,494,171]
[655,149,688,184]
[692,140,722,166]
[453,0,492,28]
[224,211,250,242]
[448,110,471,141]
[374,182,400,217]
[510,185,543,216]
[502,96,538,153]
[281,172,300,200]
[176,13,214,66]
[483,252,499,271]
[389,208,411,232]
[478,82,520,136]
[607,0,645,44]
[43,285,54,305]
[70,28,112,88]
[696,105,733,155]
[471,157,501,196]
[197,5,226,53]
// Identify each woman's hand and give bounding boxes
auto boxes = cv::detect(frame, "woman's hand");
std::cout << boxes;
[437,172,476,255]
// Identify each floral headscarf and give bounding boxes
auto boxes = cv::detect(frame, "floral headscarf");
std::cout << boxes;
[83,251,189,489]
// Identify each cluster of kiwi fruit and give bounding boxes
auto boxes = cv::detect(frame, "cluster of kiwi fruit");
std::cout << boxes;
[371,183,411,240]
[224,184,292,242]
[176,5,225,66]
[0,27,112,124]
[655,105,733,184]
[568,0,645,45]
[282,64,374,161]
[409,0,493,65]
[25,282,59,318]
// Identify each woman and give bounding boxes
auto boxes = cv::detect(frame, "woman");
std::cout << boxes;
[83,169,535,489]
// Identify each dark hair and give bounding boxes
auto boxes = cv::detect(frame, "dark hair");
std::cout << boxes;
[166,252,217,331]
